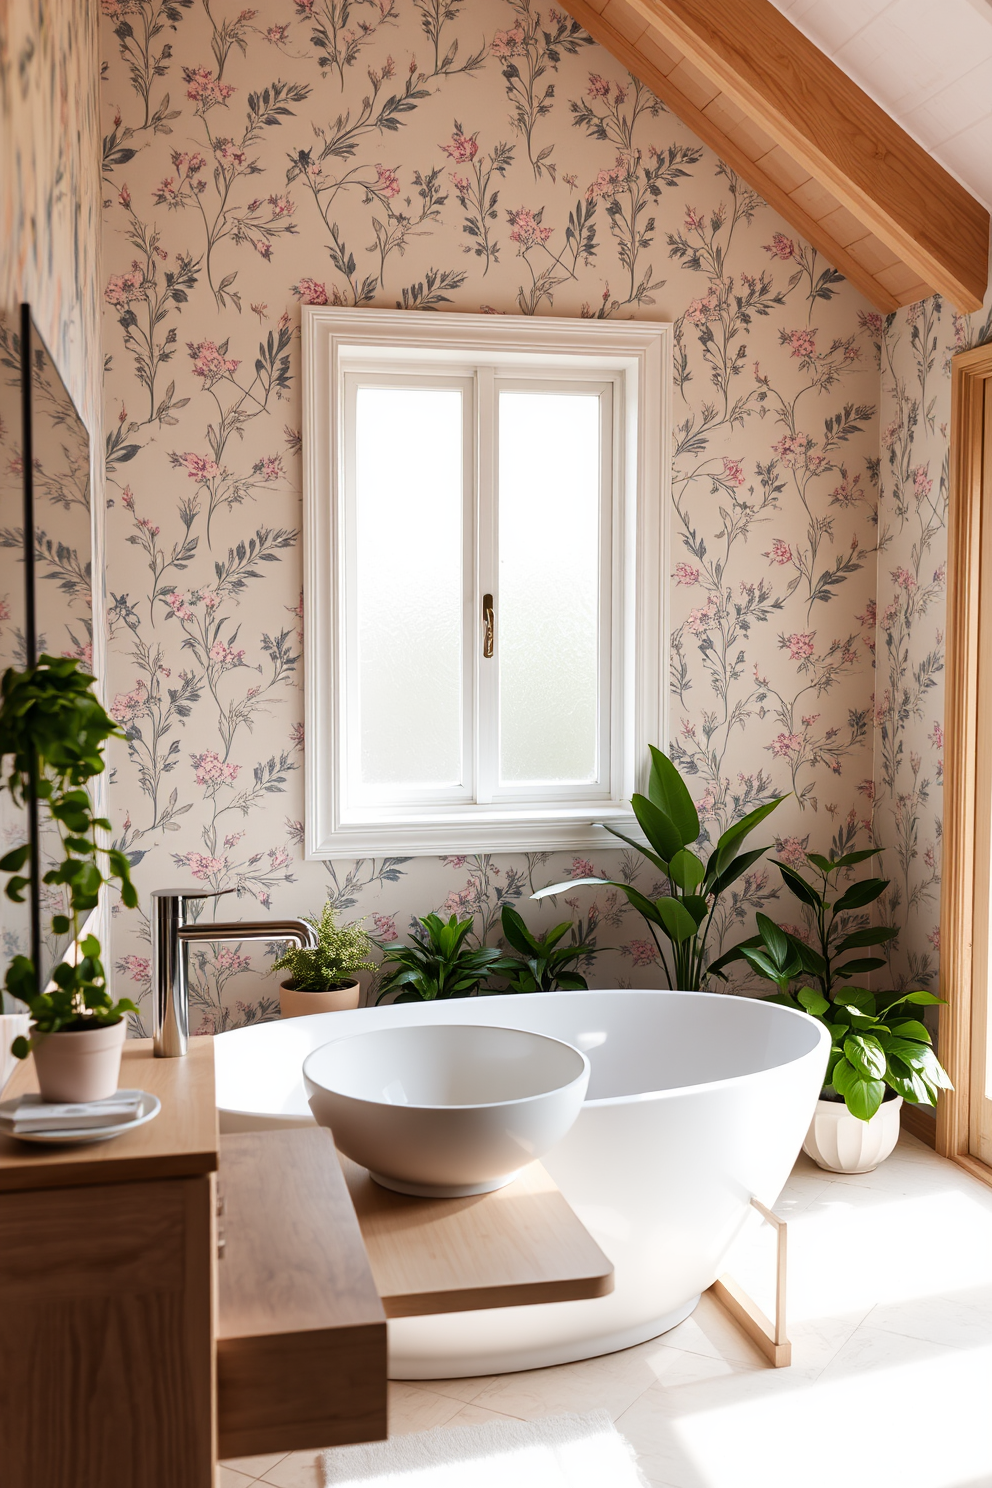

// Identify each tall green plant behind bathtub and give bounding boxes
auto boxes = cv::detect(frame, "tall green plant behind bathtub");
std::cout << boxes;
[534,746,786,991]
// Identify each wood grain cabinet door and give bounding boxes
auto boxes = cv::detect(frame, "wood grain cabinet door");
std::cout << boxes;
[0,1175,214,1488]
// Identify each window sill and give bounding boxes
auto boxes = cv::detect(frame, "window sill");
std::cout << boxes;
[306,807,637,859]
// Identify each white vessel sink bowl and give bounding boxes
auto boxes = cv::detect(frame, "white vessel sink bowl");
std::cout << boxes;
[302,1022,590,1197]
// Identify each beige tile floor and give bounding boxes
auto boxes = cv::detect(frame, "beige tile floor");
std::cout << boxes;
[220,1132,992,1488]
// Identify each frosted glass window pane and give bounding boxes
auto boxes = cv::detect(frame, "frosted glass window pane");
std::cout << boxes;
[498,390,602,784]
[354,386,464,788]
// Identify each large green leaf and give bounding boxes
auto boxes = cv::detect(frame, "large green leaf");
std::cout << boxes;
[877,988,943,1011]
[885,1040,953,1089]
[884,1061,931,1104]
[646,746,700,847]
[682,894,709,928]
[834,926,898,953]
[833,877,889,913]
[708,846,767,897]
[834,957,887,978]
[631,794,684,864]
[710,795,787,878]
[844,1033,887,1081]
[655,896,699,944]
[669,849,705,892]
[706,935,761,979]
[797,943,828,978]
[772,861,822,909]
[740,948,781,981]
[500,904,539,957]
[831,848,883,868]
[603,822,670,875]
[797,987,830,1016]
[885,1018,932,1045]
[832,1057,886,1120]
[755,913,791,969]
[619,884,668,927]
[831,1003,878,1031]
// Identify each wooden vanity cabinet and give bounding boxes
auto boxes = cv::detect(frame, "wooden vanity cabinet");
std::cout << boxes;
[0,1041,219,1488]
[0,1039,388,1488]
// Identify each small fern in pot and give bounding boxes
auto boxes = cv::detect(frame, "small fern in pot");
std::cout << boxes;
[272,901,376,1018]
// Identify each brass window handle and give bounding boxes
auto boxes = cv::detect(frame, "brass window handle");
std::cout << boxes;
[483,594,494,659]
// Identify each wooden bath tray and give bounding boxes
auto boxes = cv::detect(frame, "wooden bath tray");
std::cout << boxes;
[340,1154,615,1318]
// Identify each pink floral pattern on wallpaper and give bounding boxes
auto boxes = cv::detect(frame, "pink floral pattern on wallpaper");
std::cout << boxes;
[100,0,883,1033]
[874,295,992,993]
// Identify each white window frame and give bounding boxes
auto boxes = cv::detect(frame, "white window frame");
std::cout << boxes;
[303,307,671,857]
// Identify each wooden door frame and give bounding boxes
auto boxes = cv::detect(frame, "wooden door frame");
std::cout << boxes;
[939,342,992,1184]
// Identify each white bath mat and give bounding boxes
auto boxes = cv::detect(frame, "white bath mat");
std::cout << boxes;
[321,1409,649,1487]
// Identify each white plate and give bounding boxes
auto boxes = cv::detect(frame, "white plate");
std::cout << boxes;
[0,1089,162,1144]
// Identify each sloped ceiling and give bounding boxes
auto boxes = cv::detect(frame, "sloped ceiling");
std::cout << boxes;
[772,0,992,211]
[568,0,990,313]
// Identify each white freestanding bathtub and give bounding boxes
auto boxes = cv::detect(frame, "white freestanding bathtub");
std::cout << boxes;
[214,989,829,1377]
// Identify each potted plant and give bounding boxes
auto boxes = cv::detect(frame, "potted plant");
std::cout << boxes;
[0,657,139,1102]
[498,904,602,992]
[272,901,377,1017]
[375,913,516,1004]
[534,745,787,991]
[711,847,952,1173]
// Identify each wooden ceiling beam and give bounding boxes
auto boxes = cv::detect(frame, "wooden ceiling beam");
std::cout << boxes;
[568,0,989,314]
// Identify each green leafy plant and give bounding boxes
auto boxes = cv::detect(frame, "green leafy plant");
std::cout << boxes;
[498,904,601,993]
[272,901,376,990]
[710,846,898,1000]
[0,657,139,1056]
[375,913,516,1004]
[711,848,952,1121]
[533,745,786,991]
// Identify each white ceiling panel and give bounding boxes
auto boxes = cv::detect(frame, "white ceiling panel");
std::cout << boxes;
[770,0,992,206]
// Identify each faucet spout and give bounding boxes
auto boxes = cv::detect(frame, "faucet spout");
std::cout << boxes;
[177,919,317,949]
[151,888,318,1057]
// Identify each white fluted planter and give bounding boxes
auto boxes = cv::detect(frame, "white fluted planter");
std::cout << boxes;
[803,1093,902,1174]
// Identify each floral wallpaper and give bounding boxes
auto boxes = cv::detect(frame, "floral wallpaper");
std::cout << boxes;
[0,0,103,433]
[874,290,992,996]
[99,0,885,1033]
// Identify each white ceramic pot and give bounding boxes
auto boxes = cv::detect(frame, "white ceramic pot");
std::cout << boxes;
[280,979,361,1019]
[803,1092,903,1173]
[304,1022,590,1197]
[30,1019,127,1103]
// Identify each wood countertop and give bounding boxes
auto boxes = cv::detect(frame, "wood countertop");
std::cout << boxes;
[0,1037,218,1192]
[341,1153,615,1317]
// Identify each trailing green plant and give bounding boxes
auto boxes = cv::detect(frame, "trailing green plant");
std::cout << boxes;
[498,904,601,993]
[710,847,952,1121]
[375,913,516,1004]
[0,657,139,1056]
[272,901,376,990]
[533,745,786,991]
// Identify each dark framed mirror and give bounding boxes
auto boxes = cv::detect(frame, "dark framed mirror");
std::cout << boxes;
[0,305,93,1003]
[0,308,32,1003]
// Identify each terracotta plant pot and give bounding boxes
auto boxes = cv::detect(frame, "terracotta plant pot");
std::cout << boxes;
[279,979,361,1020]
[30,1019,127,1103]
[802,1091,903,1174]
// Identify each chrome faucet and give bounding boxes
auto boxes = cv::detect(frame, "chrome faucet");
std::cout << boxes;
[151,887,318,1056]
